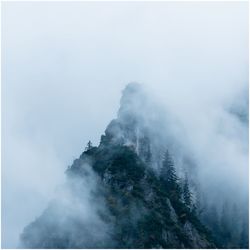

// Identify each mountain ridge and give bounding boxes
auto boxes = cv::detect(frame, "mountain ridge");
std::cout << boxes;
[19,83,226,248]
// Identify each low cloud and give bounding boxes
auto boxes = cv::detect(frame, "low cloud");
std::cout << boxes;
[2,1,248,247]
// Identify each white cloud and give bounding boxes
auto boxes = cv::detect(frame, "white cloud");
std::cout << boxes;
[2,2,248,248]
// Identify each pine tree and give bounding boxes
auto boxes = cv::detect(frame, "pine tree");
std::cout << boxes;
[160,150,181,200]
[161,150,176,182]
[183,173,192,209]
[85,140,93,151]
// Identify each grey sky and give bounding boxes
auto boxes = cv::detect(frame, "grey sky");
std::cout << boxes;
[2,2,248,248]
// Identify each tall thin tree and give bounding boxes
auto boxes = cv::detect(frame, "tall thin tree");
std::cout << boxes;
[183,173,192,209]
[160,150,181,200]
[85,140,93,151]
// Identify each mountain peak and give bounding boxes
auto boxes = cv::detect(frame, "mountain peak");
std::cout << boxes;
[122,82,143,95]
[19,84,224,249]
[118,82,146,120]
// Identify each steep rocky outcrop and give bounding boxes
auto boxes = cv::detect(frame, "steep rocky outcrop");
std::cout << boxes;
[20,83,216,249]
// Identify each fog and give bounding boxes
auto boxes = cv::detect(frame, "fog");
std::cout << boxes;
[2,1,248,248]
[19,163,115,248]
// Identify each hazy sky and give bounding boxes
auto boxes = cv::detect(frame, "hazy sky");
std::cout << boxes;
[2,2,248,248]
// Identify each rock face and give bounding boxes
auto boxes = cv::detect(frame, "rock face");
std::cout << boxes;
[20,83,216,249]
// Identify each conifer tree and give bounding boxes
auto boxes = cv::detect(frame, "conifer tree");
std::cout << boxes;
[160,150,181,200]
[183,173,192,209]
[85,140,93,151]
[161,150,176,181]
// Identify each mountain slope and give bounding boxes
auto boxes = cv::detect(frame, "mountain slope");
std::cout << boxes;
[20,83,216,249]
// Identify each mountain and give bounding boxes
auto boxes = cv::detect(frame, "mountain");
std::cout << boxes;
[20,83,217,248]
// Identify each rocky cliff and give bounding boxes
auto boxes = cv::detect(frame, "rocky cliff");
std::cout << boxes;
[20,83,216,248]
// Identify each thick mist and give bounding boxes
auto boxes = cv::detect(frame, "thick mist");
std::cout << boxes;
[19,163,114,248]
[137,83,248,210]
[2,2,248,248]
[114,82,248,215]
